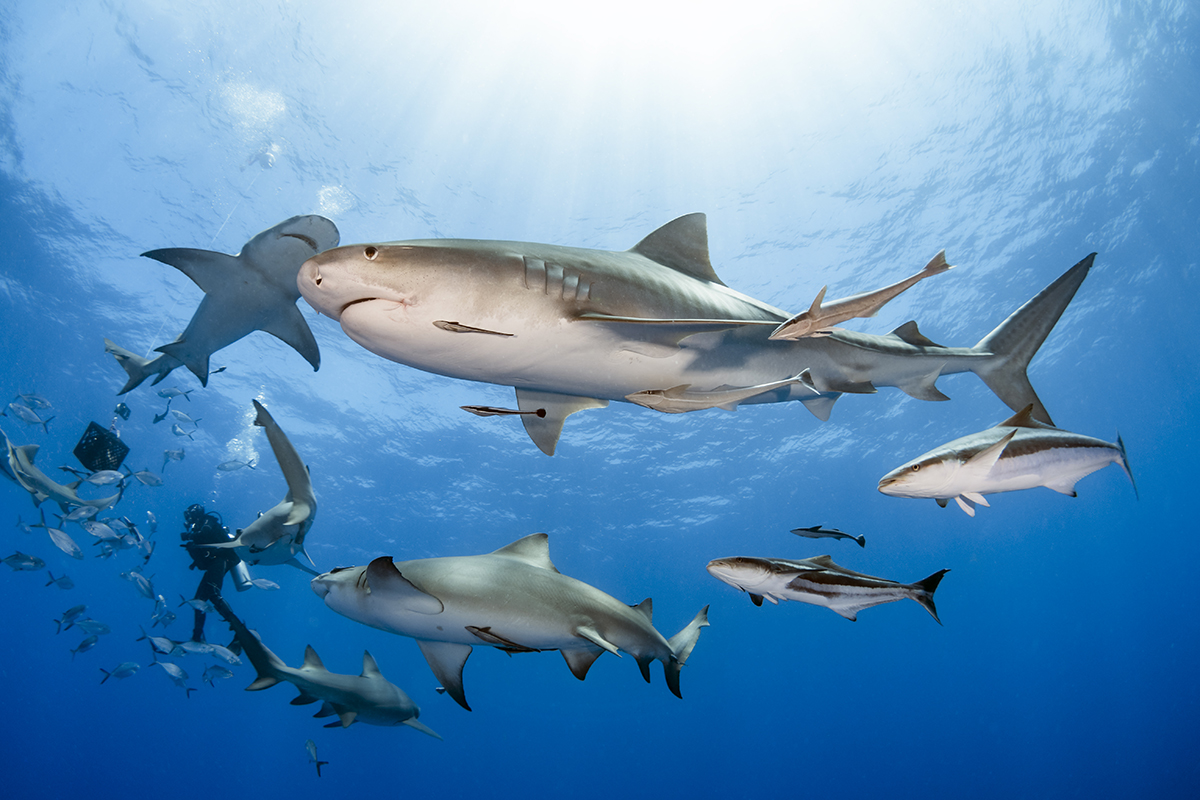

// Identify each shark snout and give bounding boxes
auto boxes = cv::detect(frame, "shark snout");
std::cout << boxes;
[311,573,332,599]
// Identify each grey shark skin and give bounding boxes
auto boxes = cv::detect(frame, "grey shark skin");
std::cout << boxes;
[107,215,339,393]
[311,533,710,711]
[769,250,954,340]
[706,555,948,623]
[1,427,122,513]
[877,404,1137,516]
[203,400,317,573]
[212,597,438,737]
[297,214,1093,455]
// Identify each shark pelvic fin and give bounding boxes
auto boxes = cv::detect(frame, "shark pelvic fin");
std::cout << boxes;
[628,213,724,286]
[576,626,622,656]
[364,557,444,614]
[416,640,473,711]
[515,389,607,456]
[489,532,559,572]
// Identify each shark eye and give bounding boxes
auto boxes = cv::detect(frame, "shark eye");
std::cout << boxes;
[364,246,379,261]
[910,464,921,472]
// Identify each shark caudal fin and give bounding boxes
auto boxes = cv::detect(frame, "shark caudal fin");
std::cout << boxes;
[1116,433,1139,500]
[103,338,182,394]
[209,595,285,691]
[663,605,710,699]
[911,569,950,624]
[971,254,1093,426]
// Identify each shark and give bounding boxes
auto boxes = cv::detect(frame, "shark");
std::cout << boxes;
[202,400,317,573]
[212,596,439,737]
[706,555,948,622]
[1,427,123,513]
[297,213,1094,455]
[107,215,340,393]
[769,250,954,339]
[877,404,1137,516]
[311,533,710,711]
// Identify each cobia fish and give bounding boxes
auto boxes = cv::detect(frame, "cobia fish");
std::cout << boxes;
[877,405,1137,516]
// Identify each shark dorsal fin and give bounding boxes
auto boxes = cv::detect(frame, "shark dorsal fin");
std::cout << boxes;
[629,213,725,286]
[890,321,942,348]
[489,533,559,573]
[807,555,837,568]
[361,650,382,679]
[364,557,444,614]
[16,444,40,464]
[302,645,326,671]
[630,598,653,623]
[996,404,1045,429]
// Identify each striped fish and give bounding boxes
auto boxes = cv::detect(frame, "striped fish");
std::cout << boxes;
[706,555,948,623]
[877,405,1137,516]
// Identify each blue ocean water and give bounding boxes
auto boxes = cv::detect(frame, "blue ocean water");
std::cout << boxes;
[1,1,1197,797]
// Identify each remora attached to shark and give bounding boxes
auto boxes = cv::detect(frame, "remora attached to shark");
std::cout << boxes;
[297,213,1093,455]
[311,533,710,711]
[202,400,317,573]
[107,215,339,393]
[706,555,948,623]
[877,404,1137,516]
[212,596,439,737]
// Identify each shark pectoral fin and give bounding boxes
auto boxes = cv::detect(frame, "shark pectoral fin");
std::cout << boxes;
[284,556,320,576]
[416,640,473,711]
[155,340,212,386]
[364,557,444,613]
[967,430,1017,472]
[962,491,990,507]
[514,389,608,456]
[489,533,559,572]
[954,495,978,516]
[897,363,950,402]
[142,248,239,294]
[402,718,443,740]
[261,303,321,371]
[576,626,621,657]
[313,701,337,717]
[466,626,539,652]
[562,647,605,681]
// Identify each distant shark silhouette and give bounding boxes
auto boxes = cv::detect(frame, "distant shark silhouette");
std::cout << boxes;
[298,214,1092,455]
[108,215,339,393]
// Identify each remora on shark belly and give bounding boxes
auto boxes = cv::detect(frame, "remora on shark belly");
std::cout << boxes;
[296,213,1094,455]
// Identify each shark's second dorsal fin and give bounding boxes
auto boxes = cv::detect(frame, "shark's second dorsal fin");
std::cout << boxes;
[302,645,326,671]
[628,213,726,286]
[361,651,383,679]
[489,533,560,573]
[996,404,1051,430]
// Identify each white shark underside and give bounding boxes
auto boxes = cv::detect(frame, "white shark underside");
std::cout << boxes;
[298,214,1094,455]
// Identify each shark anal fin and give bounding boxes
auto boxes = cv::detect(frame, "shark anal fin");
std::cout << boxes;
[417,640,473,711]
[515,389,607,456]
[291,692,320,706]
[562,647,605,681]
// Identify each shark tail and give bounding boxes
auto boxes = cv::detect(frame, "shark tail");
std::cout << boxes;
[315,760,329,778]
[911,569,950,625]
[1116,433,1139,500]
[663,605,710,699]
[209,594,286,691]
[971,253,1094,426]
[104,338,178,394]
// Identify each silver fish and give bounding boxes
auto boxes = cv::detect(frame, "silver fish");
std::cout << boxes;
[45,571,74,590]
[203,664,234,687]
[162,449,185,469]
[306,740,328,777]
[55,604,87,633]
[3,402,54,433]
[3,551,46,570]
[217,459,256,471]
[71,635,99,659]
[100,662,141,683]
[75,619,112,635]
[152,660,194,697]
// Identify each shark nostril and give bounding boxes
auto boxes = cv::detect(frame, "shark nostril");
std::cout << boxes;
[314,275,322,286]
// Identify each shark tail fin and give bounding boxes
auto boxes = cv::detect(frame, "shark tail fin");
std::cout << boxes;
[1116,433,1138,500]
[663,605,710,699]
[911,569,950,624]
[104,338,177,394]
[970,254,1093,426]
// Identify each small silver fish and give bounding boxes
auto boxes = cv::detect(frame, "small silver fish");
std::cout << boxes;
[207,643,242,666]
[250,578,280,591]
[45,571,74,590]
[157,387,192,402]
[75,619,112,635]
[305,740,329,778]
[178,595,216,614]
[170,423,195,440]
[100,662,140,683]
[82,470,125,486]
[216,459,256,472]
[71,634,100,659]
[55,604,87,633]
[170,409,201,426]
[14,392,53,410]
[162,449,185,469]
[146,511,158,534]
[203,664,234,686]
[177,640,215,656]
[137,626,182,656]
[152,660,195,696]
[3,551,46,571]
[3,402,54,433]
[125,468,162,487]
[64,505,100,522]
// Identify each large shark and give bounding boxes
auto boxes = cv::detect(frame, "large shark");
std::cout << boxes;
[311,533,710,711]
[877,404,1137,516]
[297,214,1094,455]
[212,596,439,737]
[203,400,317,573]
[1,427,123,513]
[108,215,340,393]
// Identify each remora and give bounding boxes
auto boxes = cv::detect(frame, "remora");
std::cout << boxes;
[297,213,1093,455]
[311,533,710,711]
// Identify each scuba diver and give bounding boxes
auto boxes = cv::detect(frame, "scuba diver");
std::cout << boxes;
[180,504,252,642]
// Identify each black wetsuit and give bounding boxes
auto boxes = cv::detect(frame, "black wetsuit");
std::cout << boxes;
[182,512,239,642]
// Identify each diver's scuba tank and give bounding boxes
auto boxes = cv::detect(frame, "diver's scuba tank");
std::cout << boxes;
[231,560,254,592]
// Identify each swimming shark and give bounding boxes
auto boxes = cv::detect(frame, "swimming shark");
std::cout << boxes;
[706,555,948,622]
[212,596,439,737]
[1,427,123,513]
[877,404,1137,516]
[311,533,710,711]
[297,214,1093,455]
[107,215,340,393]
[202,400,317,573]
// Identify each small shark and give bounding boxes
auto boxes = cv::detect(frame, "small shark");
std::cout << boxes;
[202,400,317,573]
[877,404,1137,516]
[706,555,948,622]
[297,214,1093,455]
[311,533,710,711]
[1,428,123,513]
[791,525,866,547]
[212,596,439,737]
[769,250,954,339]
[107,215,339,393]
